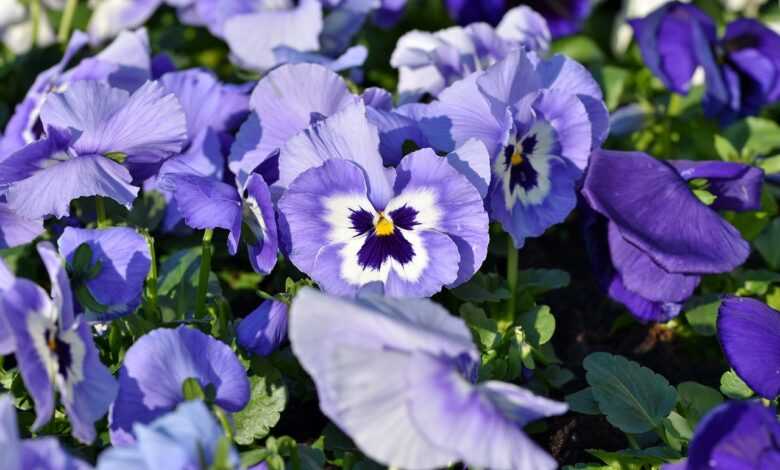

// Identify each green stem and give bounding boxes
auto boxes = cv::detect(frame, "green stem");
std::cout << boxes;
[30,0,41,48]
[95,197,108,228]
[57,0,78,44]
[214,406,234,441]
[143,231,158,318]
[667,93,683,118]
[196,229,214,317]
[506,237,519,323]
[626,433,641,450]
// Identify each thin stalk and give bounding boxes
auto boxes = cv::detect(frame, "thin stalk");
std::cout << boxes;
[506,237,519,323]
[196,229,214,317]
[143,231,158,318]
[30,0,41,48]
[626,433,641,450]
[95,197,108,228]
[57,0,78,44]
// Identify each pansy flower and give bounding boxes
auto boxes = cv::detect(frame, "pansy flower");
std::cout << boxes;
[717,297,780,399]
[0,395,92,470]
[57,227,151,321]
[277,103,490,297]
[391,6,550,103]
[582,150,762,322]
[109,326,250,444]
[422,49,608,248]
[446,0,590,38]
[237,299,288,357]
[98,401,240,470]
[290,288,568,469]
[0,80,187,220]
[0,243,118,444]
[662,401,780,470]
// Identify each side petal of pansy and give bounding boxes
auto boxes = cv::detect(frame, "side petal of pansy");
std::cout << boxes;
[237,299,288,357]
[445,138,492,200]
[0,395,21,468]
[243,174,278,275]
[58,227,151,320]
[393,148,489,287]
[109,326,250,444]
[37,241,76,328]
[669,160,764,212]
[0,204,43,249]
[718,297,780,399]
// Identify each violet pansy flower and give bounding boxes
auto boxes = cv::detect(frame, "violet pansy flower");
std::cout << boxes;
[0,80,187,220]
[718,297,780,399]
[237,299,288,357]
[0,395,92,470]
[662,401,780,470]
[0,243,118,444]
[109,326,250,444]
[98,401,240,470]
[57,227,151,321]
[277,103,490,298]
[422,49,608,248]
[582,150,762,322]
[391,6,550,103]
[290,288,568,469]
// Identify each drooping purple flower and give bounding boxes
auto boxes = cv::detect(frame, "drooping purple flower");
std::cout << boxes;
[446,0,589,38]
[0,80,187,220]
[166,172,279,275]
[0,395,92,470]
[421,49,608,248]
[662,401,780,470]
[717,297,780,399]
[632,2,780,123]
[0,243,118,444]
[57,227,151,321]
[277,103,489,298]
[109,326,250,445]
[98,401,240,470]
[289,288,567,469]
[581,150,761,322]
[391,6,550,103]
[236,299,288,357]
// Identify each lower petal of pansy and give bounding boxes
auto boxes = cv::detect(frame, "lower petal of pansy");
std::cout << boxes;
[718,297,780,399]
[607,275,682,323]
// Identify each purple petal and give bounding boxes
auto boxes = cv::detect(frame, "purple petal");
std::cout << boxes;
[495,6,551,53]
[366,106,428,167]
[244,174,278,275]
[37,242,76,328]
[87,0,162,44]
[476,49,542,110]
[237,300,288,357]
[669,160,764,212]
[445,138,492,199]
[0,204,43,249]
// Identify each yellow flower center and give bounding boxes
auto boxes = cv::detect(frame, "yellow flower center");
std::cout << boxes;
[511,150,524,166]
[374,213,395,236]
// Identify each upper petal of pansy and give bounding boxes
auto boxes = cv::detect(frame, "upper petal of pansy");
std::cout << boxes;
[394,148,489,287]
[529,89,592,170]
[718,297,780,399]
[168,174,243,255]
[476,49,542,110]
[109,326,250,444]
[0,204,43,250]
[495,6,551,53]
[229,62,359,186]
[237,299,288,357]
[405,353,566,470]
[582,150,749,275]
[37,242,76,328]
[244,174,278,275]
[87,0,162,45]
[278,102,393,207]
[5,154,138,219]
[366,106,428,167]
[669,160,764,213]
[223,0,323,72]
[58,227,151,318]
[66,29,152,93]
[272,45,369,73]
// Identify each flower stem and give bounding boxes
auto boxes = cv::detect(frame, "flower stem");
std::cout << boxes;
[95,198,108,228]
[196,229,214,317]
[57,0,78,44]
[30,0,41,48]
[143,231,159,319]
[506,237,519,323]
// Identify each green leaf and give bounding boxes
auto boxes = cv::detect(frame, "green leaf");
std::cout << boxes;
[677,381,723,426]
[720,370,754,399]
[157,248,222,321]
[233,360,288,445]
[516,269,571,296]
[661,411,691,451]
[725,187,778,241]
[692,188,717,206]
[551,35,605,63]
[128,191,167,231]
[459,304,500,351]
[539,365,575,388]
[517,304,555,347]
[290,445,326,470]
[683,295,721,336]
[182,377,206,401]
[104,151,127,164]
[714,134,739,161]
[755,217,780,270]
[565,388,601,415]
[759,154,780,175]
[588,447,680,470]
[598,66,630,110]
[733,269,780,296]
[725,117,780,157]
[584,352,678,434]
[450,272,511,303]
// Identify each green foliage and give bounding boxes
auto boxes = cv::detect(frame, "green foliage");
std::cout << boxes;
[233,359,288,445]
[720,370,754,399]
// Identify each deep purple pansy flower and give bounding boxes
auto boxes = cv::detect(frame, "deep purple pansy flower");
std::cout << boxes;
[718,297,780,399]
[422,49,608,248]
[57,227,151,321]
[446,0,590,39]
[109,326,250,444]
[632,2,780,123]
[0,395,92,470]
[277,103,490,298]
[0,243,118,444]
[582,150,762,322]
[391,6,550,103]
[290,288,568,469]
[0,80,187,220]
[237,299,288,357]
[662,401,780,470]
[98,401,240,470]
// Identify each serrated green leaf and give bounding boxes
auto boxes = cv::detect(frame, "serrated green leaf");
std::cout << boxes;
[450,272,511,303]
[720,370,754,399]
[517,269,571,296]
[517,305,555,347]
[584,352,678,433]
[565,388,601,415]
[233,360,288,445]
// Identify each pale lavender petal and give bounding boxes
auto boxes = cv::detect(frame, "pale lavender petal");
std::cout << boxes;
[0,204,43,249]
[244,174,278,275]
[37,242,76,328]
